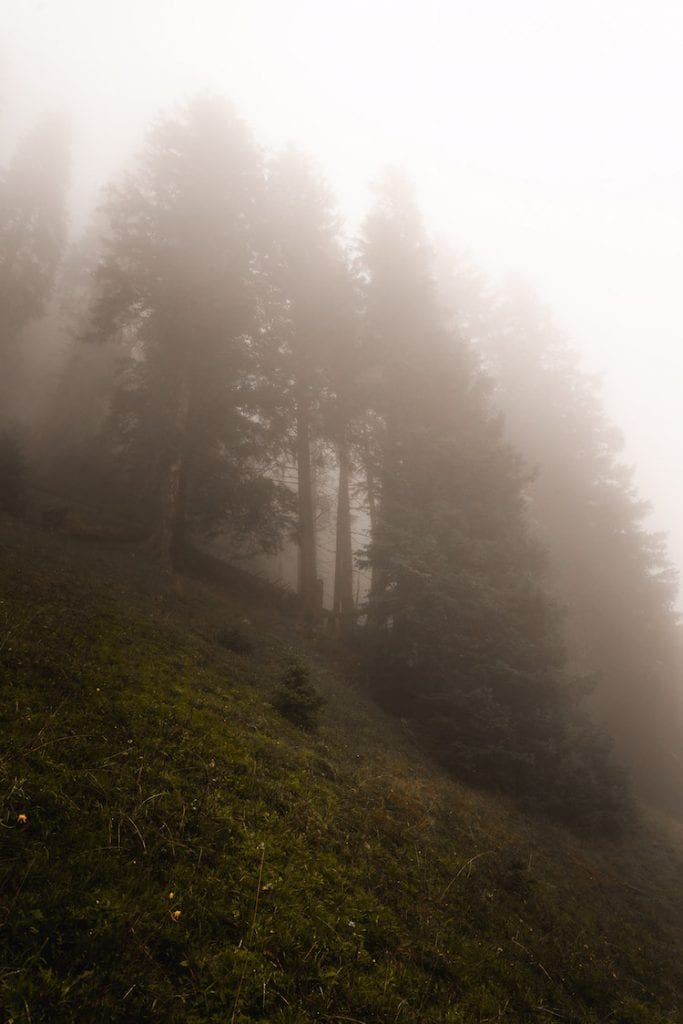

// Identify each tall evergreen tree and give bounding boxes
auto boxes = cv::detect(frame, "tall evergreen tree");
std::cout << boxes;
[360,176,630,829]
[34,217,129,508]
[89,97,292,567]
[467,282,683,812]
[0,112,69,418]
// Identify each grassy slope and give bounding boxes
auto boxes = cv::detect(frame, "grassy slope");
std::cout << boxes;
[1,519,682,1024]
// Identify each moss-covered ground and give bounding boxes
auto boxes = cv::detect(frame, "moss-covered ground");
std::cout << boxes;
[1,518,682,1023]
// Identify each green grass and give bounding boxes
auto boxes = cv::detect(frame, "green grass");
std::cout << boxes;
[1,518,682,1023]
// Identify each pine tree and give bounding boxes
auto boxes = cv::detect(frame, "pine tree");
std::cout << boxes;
[89,97,292,568]
[0,112,69,419]
[471,283,683,813]
[34,217,129,510]
[359,176,631,829]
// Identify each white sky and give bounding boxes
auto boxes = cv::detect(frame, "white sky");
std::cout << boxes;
[3,0,683,589]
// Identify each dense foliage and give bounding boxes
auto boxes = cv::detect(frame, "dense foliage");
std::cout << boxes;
[86,98,294,564]
[0,114,69,443]
[442,275,683,813]
[357,179,631,829]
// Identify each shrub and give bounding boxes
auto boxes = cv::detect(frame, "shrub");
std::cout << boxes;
[273,661,323,730]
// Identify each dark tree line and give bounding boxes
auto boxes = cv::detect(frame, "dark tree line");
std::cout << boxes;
[3,96,682,829]
[444,276,683,813]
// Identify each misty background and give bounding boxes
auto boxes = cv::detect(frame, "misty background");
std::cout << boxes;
[4,0,683,584]
[4,0,683,594]
[5,9,683,1015]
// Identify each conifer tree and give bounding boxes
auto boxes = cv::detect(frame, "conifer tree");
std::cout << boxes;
[0,113,69,418]
[472,283,683,813]
[35,218,128,508]
[89,97,292,567]
[360,175,630,829]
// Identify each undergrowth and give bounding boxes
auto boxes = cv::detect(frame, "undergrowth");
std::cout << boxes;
[0,520,681,1023]
[272,661,324,730]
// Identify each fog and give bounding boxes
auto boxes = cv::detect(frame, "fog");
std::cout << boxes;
[4,0,683,589]
[5,13,683,1011]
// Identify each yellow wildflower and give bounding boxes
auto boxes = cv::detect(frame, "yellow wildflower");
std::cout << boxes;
[172,909,182,920]
[168,891,175,900]
[17,813,27,825]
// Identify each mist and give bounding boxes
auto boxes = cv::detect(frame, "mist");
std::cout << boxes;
[4,5,683,1017]
[4,0,683,583]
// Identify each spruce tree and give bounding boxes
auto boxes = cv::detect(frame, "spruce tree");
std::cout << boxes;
[360,175,631,830]
[0,112,69,419]
[89,97,292,567]
[472,283,683,813]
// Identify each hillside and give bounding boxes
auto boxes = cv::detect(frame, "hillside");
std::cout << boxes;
[1,518,682,1023]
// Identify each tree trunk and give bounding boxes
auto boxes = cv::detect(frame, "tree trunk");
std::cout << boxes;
[333,436,355,634]
[296,388,320,618]
[364,448,379,593]
[160,369,190,574]
[364,436,388,627]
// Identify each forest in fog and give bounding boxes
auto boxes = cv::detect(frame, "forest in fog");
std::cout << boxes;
[2,97,683,832]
